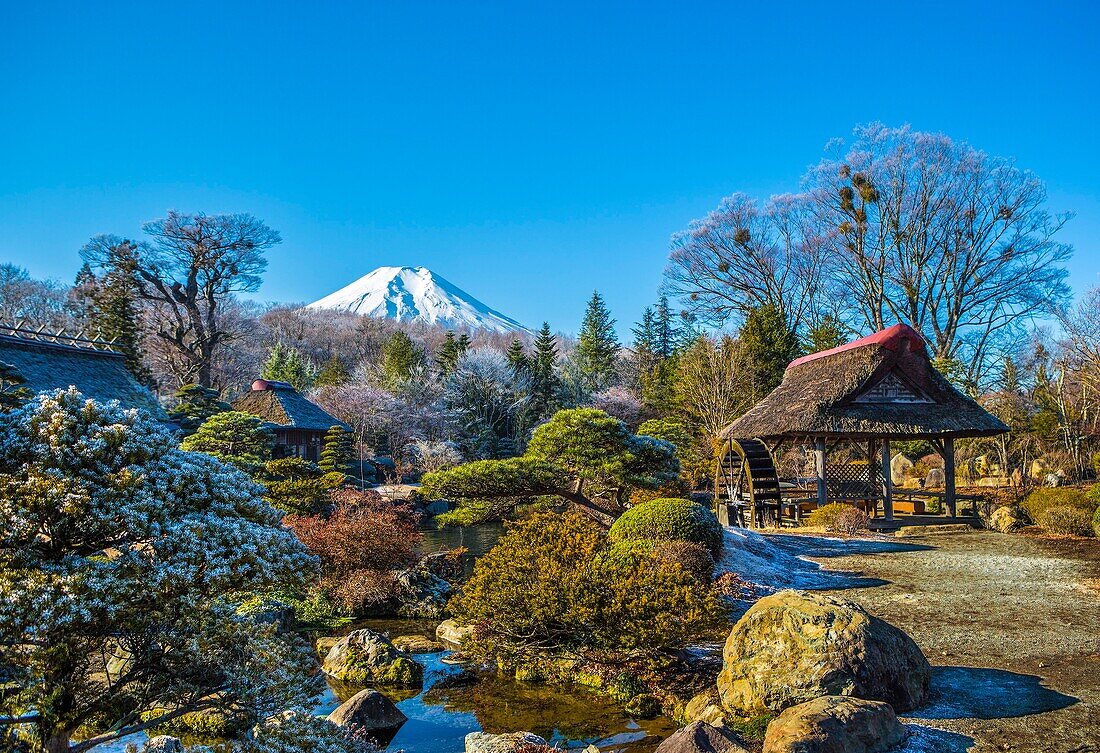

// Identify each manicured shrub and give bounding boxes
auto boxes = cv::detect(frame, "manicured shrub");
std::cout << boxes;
[1038,506,1095,537]
[833,505,871,535]
[801,503,847,531]
[609,498,723,556]
[651,540,717,582]
[1021,487,1094,524]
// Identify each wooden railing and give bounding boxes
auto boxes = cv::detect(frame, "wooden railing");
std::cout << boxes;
[0,321,120,353]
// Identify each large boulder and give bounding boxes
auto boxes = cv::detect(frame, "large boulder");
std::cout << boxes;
[989,505,1022,533]
[682,690,727,726]
[717,590,930,715]
[889,454,913,485]
[328,689,407,731]
[394,561,453,619]
[655,722,751,753]
[143,737,184,753]
[322,629,424,687]
[437,618,474,647]
[465,731,548,753]
[762,696,906,753]
[393,634,445,654]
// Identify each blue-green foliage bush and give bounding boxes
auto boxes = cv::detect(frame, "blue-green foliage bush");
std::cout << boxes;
[609,498,723,556]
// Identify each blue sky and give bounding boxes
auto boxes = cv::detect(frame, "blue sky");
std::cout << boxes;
[1,1,1098,336]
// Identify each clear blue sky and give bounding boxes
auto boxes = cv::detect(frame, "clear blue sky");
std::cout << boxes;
[2,1,1098,336]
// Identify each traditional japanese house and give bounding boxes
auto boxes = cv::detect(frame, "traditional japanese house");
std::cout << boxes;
[0,324,167,419]
[716,323,1008,528]
[232,379,348,461]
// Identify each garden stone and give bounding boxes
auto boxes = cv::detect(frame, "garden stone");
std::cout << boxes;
[989,505,1022,533]
[143,737,183,753]
[393,634,445,653]
[890,454,913,485]
[683,690,727,726]
[465,731,548,753]
[322,629,424,687]
[437,618,474,646]
[655,721,750,753]
[316,636,340,659]
[328,689,407,730]
[924,467,945,488]
[394,561,452,619]
[717,590,930,715]
[762,696,906,753]
[425,499,450,515]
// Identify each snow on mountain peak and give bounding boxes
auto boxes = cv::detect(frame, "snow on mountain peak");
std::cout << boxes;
[306,266,530,334]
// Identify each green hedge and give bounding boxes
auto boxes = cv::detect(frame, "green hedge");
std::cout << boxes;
[1020,487,1097,524]
[609,498,723,556]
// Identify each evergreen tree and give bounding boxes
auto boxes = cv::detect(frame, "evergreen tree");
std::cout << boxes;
[314,354,350,387]
[180,410,275,469]
[805,315,846,353]
[506,338,530,375]
[576,291,620,392]
[739,304,800,400]
[530,322,560,418]
[85,242,152,384]
[168,383,231,435]
[457,333,472,353]
[381,331,425,388]
[319,424,357,477]
[0,361,32,412]
[654,295,680,358]
[261,342,316,391]
[631,306,660,372]
[435,332,462,377]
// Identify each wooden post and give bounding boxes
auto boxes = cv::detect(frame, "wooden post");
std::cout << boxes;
[944,437,957,517]
[814,437,827,508]
[880,439,894,521]
[868,439,878,517]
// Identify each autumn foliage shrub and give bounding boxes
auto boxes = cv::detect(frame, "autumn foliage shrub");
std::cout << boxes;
[1038,506,1095,537]
[449,511,721,668]
[609,498,724,556]
[286,488,422,612]
[833,505,871,534]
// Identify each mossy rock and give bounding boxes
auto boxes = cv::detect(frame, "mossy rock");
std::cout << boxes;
[322,629,424,688]
[514,665,546,684]
[610,498,723,556]
[624,693,661,719]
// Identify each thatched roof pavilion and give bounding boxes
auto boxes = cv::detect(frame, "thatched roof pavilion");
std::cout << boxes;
[718,324,1007,525]
[233,379,348,462]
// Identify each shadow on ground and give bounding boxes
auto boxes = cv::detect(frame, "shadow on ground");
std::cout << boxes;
[766,532,937,558]
[908,666,1078,720]
[900,724,975,752]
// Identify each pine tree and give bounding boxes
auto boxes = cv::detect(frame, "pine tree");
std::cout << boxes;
[261,343,317,391]
[457,333,472,354]
[805,315,846,353]
[575,291,620,392]
[314,354,350,387]
[85,243,152,384]
[319,424,356,477]
[654,295,680,358]
[739,304,800,400]
[0,361,32,412]
[631,306,660,373]
[381,330,425,388]
[506,339,530,375]
[435,332,461,377]
[530,322,560,419]
[168,383,231,435]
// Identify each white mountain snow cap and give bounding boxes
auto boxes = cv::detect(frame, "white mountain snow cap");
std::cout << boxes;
[306,266,530,334]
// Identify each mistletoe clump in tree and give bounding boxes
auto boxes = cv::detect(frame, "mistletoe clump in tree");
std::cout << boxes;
[422,408,678,526]
[0,389,326,753]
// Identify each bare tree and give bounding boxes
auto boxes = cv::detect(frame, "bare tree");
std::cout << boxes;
[81,212,280,387]
[0,263,70,327]
[674,334,754,441]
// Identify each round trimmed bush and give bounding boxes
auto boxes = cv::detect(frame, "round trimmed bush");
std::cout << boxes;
[1039,506,1095,537]
[1021,488,1093,524]
[610,498,723,556]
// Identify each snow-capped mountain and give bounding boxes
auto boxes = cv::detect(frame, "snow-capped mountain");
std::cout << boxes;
[306,266,530,334]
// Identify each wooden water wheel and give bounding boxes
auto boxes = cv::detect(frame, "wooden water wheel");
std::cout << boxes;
[714,438,782,527]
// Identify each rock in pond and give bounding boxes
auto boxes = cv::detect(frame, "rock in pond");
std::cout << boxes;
[328,688,407,730]
[655,721,750,753]
[437,618,474,647]
[322,629,424,687]
[143,737,184,753]
[316,636,340,659]
[762,696,907,753]
[394,561,453,619]
[465,730,549,753]
[717,590,930,715]
[393,633,445,654]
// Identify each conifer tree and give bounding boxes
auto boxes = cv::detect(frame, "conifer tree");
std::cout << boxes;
[654,295,681,358]
[576,291,620,392]
[84,242,152,384]
[457,333,472,353]
[261,343,316,391]
[805,314,846,353]
[180,410,275,469]
[631,306,660,373]
[530,322,560,419]
[506,338,530,375]
[168,383,231,435]
[381,331,425,388]
[319,424,356,477]
[740,304,800,400]
[0,362,32,412]
[435,332,461,377]
[314,354,350,387]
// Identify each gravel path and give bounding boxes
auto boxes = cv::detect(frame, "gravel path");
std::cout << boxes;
[765,529,1100,753]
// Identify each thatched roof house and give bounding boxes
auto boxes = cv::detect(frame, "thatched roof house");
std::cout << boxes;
[0,328,166,420]
[717,324,1007,524]
[233,379,348,461]
[723,323,1007,441]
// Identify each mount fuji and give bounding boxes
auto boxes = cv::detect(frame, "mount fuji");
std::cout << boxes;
[306,266,530,334]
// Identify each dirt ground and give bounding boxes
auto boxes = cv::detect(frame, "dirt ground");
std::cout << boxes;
[764,529,1100,753]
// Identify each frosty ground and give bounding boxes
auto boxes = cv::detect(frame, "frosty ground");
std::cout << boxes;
[718,528,1100,753]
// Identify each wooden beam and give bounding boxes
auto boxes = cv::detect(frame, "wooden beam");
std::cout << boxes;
[880,439,894,521]
[944,437,957,517]
[814,437,827,507]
